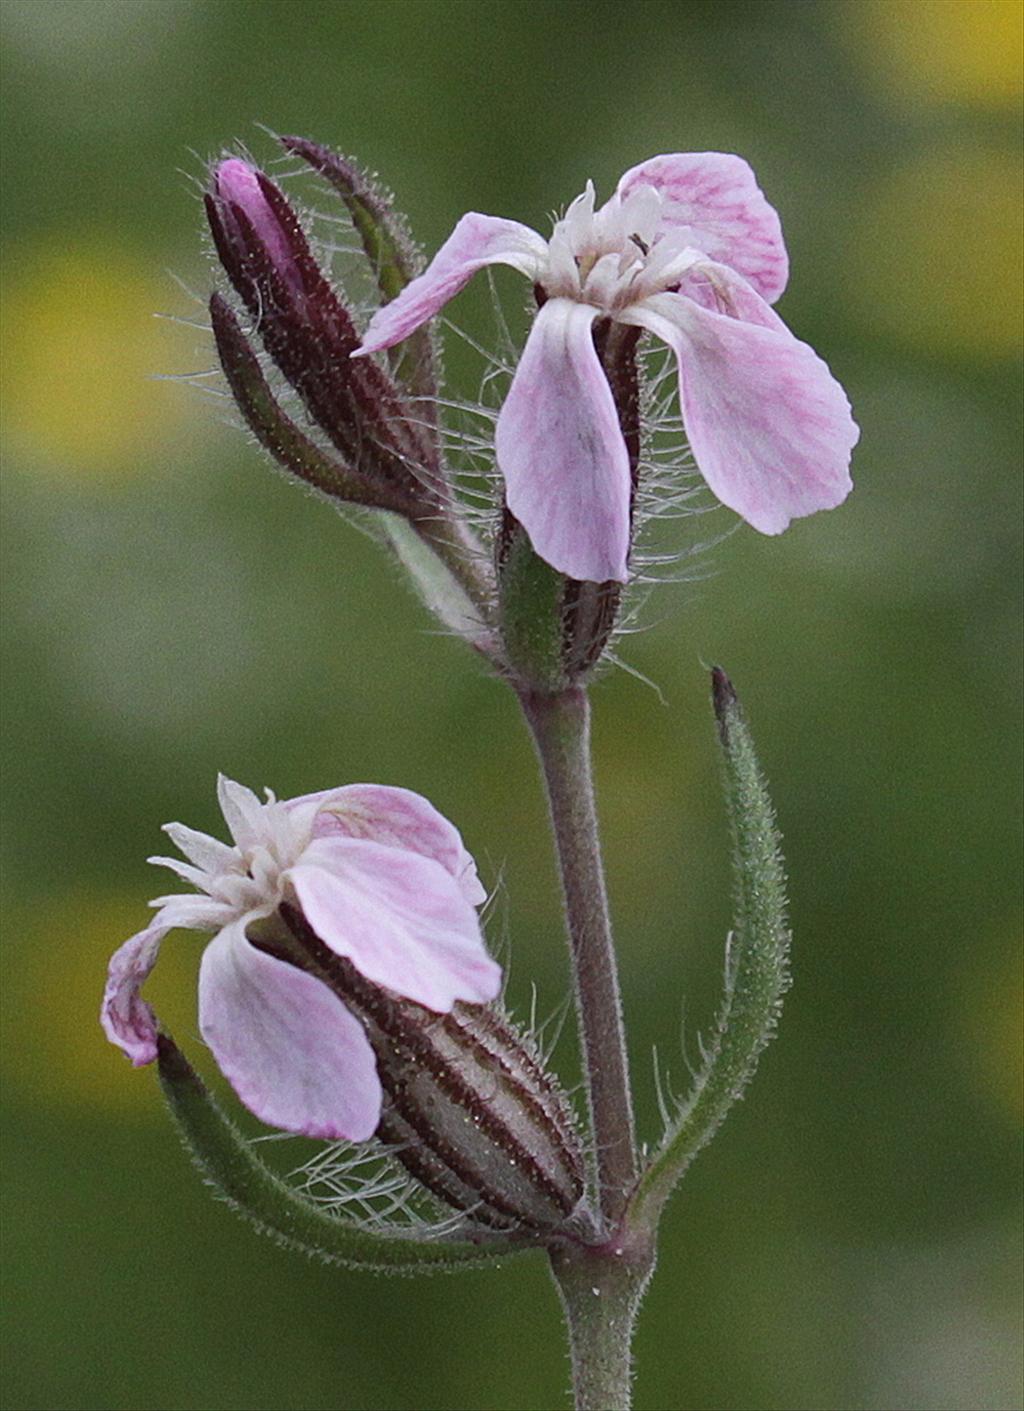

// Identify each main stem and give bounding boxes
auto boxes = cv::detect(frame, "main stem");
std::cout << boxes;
[521,685,649,1410]
[550,1240,653,1411]
[519,685,637,1225]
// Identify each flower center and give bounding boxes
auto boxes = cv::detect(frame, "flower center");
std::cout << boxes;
[209,798,315,918]
[541,181,669,312]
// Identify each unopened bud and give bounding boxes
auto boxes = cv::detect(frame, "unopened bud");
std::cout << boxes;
[213,158,303,297]
[206,156,440,511]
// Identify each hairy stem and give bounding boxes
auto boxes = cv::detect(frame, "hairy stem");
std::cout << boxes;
[519,685,637,1226]
[550,1237,654,1411]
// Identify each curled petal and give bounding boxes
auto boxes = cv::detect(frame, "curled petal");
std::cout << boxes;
[355,213,547,355]
[627,291,858,534]
[198,921,382,1141]
[495,298,632,584]
[295,784,487,905]
[618,153,789,303]
[101,922,167,1066]
[290,837,501,1011]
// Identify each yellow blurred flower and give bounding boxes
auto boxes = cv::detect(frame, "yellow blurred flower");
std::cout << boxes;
[1,240,199,477]
[844,0,1023,110]
[1,893,197,1114]
[959,928,1024,1125]
[844,144,1023,359]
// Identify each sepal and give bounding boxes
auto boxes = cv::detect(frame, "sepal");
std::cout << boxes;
[280,905,590,1237]
[496,513,623,691]
[279,136,436,405]
[630,667,790,1226]
[156,1031,534,1272]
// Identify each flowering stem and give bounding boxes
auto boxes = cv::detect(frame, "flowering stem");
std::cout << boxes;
[549,1239,654,1411]
[519,685,637,1224]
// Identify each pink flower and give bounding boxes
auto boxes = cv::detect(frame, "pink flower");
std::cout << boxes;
[101,776,499,1141]
[355,153,859,584]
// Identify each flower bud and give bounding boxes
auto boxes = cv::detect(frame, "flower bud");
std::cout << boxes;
[280,135,438,412]
[205,156,439,512]
[280,903,587,1234]
[208,292,419,515]
[213,158,304,297]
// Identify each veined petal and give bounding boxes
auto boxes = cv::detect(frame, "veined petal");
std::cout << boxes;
[290,837,501,1011]
[618,153,789,303]
[674,258,787,332]
[296,784,487,906]
[495,298,632,584]
[355,213,547,355]
[198,920,382,1141]
[627,292,858,534]
[100,922,167,1065]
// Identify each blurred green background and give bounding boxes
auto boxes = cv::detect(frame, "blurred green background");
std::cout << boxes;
[2,1,1021,1408]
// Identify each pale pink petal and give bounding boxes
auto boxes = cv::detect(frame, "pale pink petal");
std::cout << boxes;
[626,291,858,534]
[495,298,632,584]
[147,854,210,890]
[198,920,382,1141]
[216,774,264,851]
[618,153,789,303]
[214,158,300,289]
[355,213,547,355]
[100,922,168,1066]
[674,258,787,332]
[293,784,486,906]
[290,837,501,1011]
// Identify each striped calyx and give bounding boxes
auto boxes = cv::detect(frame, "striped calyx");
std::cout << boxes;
[280,905,586,1234]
